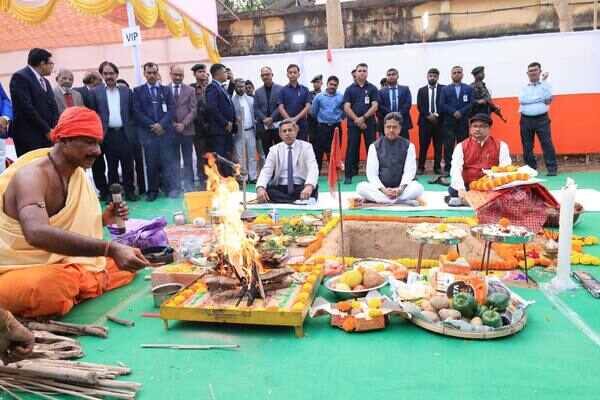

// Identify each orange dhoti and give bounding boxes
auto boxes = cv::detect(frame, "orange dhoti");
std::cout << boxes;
[0,259,134,318]
[0,149,135,318]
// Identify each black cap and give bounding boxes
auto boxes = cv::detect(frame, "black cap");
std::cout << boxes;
[469,113,493,126]
[191,63,206,72]
[471,66,484,75]
[311,74,323,83]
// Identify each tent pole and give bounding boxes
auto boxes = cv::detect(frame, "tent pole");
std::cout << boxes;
[126,1,143,86]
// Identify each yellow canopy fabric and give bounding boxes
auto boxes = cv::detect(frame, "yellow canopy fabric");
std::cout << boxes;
[1,0,220,62]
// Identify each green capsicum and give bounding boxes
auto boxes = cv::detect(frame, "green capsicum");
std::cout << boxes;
[452,292,476,318]
[481,309,502,328]
[487,292,510,312]
[476,304,489,317]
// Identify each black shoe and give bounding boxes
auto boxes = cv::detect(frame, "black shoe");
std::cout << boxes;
[125,192,139,202]
[547,171,557,177]
[416,168,425,176]
[344,177,352,184]
[168,190,181,199]
[248,180,257,185]
[438,177,450,186]
[146,192,158,202]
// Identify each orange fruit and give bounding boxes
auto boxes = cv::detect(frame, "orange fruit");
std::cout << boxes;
[446,250,460,262]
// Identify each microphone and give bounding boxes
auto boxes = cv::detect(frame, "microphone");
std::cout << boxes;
[109,184,126,234]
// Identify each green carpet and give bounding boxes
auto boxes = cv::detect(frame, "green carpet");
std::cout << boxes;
[49,173,600,399]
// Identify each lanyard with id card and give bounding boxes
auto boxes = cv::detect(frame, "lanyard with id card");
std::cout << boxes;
[463,94,469,103]
[364,89,370,105]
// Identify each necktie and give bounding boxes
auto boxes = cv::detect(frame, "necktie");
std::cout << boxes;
[39,78,46,92]
[287,145,294,195]
[174,85,180,102]
[151,86,159,120]
[64,92,74,107]
[430,86,435,114]
[391,87,397,112]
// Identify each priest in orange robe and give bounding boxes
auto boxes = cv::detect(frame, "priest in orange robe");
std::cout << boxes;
[0,107,148,317]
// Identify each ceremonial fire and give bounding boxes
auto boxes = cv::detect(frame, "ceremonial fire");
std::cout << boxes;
[202,154,291,305]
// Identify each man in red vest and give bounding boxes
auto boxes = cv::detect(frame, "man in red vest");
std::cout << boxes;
[445,113,511,206]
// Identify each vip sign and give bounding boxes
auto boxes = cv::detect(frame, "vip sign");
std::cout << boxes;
[122,26,142,47]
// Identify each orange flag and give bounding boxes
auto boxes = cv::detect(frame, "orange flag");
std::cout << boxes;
[328,128,343,197]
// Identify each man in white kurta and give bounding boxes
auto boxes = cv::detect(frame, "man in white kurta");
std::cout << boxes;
[356,112,424,205]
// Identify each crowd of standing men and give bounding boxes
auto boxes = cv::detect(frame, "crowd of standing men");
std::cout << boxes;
[0,47,559,203]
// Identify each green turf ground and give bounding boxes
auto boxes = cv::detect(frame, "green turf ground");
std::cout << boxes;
[44,173,600,399]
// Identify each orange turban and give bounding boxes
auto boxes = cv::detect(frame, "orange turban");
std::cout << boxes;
[50,106,103,143]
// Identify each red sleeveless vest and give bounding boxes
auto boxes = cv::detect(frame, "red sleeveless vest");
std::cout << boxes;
[462,137,500,186]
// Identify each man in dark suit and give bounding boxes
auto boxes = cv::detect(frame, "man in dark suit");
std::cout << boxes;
[439,66,474,176]
[90,61,138,201]
[377,68,412,140]
[416,68,445,175]
[254,66,282,157]
[74,71,102,109]
[8,48,58,157]
[133,62,177,201]
[205,63,235,176]
[190,63,209,189]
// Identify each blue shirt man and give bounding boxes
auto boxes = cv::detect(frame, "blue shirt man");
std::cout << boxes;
[311,90,344,124]
[311,75,345,172]
[518,62,557,175]
[519,81,552,116]
[278,64,311,141]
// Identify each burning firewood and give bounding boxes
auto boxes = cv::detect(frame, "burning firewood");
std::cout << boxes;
[260,268,295,282]
[204,276,239,291]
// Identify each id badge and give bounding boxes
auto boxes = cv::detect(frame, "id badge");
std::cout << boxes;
[463,94,468,102]
[365,96,370,105]
[162,103,168,112]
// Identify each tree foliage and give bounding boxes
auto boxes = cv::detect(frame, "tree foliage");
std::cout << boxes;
[221,0,278,12]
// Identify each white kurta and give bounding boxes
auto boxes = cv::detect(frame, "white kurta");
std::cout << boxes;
[357,141,424,204]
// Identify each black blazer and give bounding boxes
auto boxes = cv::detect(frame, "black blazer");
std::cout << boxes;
[8,67,58,156]
[74,86,94,109]
[90,85,137,144]
[205,80,235,136]
[417,84,445,126]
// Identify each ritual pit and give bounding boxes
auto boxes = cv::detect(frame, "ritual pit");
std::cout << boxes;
[311,219,499,262]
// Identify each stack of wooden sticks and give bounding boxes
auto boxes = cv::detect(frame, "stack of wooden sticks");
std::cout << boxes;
[0,359,141,399]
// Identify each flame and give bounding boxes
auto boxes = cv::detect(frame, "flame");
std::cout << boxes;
[204,154,266,284]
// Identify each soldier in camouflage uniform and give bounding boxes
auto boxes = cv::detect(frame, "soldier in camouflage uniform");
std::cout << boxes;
[470,66,506,122]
